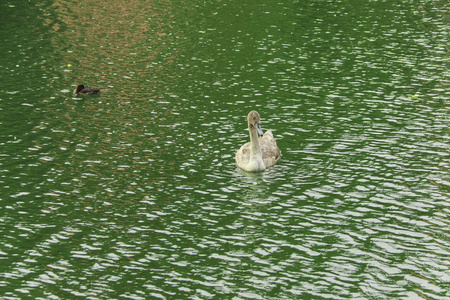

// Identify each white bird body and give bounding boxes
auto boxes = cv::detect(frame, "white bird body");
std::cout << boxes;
[236,111,281,172]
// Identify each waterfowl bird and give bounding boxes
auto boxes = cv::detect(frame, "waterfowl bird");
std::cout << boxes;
[74,84,100,95]
[236,111,281,172]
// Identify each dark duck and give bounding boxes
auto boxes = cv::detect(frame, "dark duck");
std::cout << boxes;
[74,84,100,95]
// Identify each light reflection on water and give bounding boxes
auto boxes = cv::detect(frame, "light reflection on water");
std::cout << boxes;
[0,0,449,299]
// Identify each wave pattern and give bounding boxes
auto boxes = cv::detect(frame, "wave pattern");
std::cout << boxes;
[0,0,448,299]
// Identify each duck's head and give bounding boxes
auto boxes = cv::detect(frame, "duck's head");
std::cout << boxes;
[247,111,264,137]
[74,85,85,94]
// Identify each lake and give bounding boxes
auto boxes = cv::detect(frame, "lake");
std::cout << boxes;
[0,0,448,299]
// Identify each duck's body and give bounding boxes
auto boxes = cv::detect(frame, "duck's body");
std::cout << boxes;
[74,84,100,95]
[236,111,281,172]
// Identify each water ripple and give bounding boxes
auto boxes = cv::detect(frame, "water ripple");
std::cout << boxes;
[1,0,449,299]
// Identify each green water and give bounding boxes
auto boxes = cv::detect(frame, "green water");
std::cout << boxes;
[1,0,448,299]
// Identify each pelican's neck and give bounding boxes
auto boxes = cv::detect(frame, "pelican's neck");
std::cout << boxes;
[249,124,262,159]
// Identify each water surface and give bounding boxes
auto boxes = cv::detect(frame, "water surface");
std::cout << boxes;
[0,0,449,299]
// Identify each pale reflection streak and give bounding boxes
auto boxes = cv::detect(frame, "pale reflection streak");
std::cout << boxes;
[36,0,196,201]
